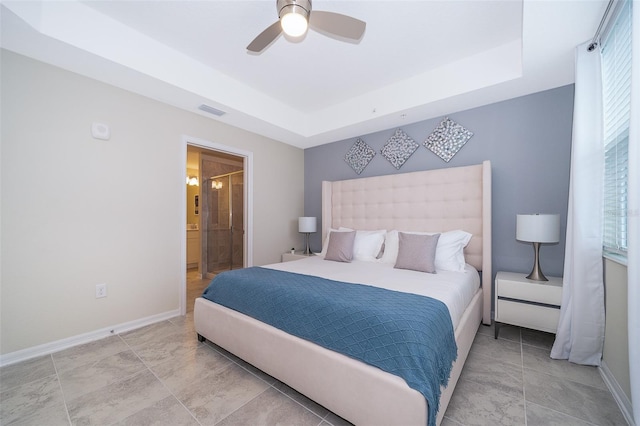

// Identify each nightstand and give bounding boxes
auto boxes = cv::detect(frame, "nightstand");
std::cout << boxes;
[494,271,563,339]
[281,251,314,262]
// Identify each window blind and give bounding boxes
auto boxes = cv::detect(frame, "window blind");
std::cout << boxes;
[601,0,632,255]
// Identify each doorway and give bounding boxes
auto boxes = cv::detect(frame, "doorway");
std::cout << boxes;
[200,156,244,277]
[183,136,253,314]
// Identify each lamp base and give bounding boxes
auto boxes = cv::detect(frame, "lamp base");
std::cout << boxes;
[303,233,313,255]
[526,242,548,281]
[526,270,548,282]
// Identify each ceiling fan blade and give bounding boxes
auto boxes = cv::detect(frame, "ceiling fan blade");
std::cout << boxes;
[309,11,366,41]
[247,20,282,53]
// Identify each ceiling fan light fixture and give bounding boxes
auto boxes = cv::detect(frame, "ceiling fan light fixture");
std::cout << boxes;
[247,0,364,53]
[278,0,310,37]
[281,11,308,37]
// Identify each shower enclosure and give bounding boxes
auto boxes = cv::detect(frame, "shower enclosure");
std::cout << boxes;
[201,170,244,276]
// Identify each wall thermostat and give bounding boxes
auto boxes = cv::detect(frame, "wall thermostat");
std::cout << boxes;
[91,122,110,140]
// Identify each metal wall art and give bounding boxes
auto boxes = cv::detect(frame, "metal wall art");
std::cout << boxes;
[380,128,419,170]
[424,117,473,162]
[345,138,376,174]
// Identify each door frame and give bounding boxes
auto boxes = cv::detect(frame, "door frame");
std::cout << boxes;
[180,135,254,315]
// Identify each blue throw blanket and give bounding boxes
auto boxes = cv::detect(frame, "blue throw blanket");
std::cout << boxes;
[202,267,457,426]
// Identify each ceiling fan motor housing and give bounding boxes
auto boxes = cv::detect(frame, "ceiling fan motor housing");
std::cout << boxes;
[247,0,363,52]
[277,0,311,20]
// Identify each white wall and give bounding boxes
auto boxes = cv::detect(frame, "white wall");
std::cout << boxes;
[603,259,631,401]
[0,50,304,355]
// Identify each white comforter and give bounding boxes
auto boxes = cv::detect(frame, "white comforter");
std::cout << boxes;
[264,256,480,330]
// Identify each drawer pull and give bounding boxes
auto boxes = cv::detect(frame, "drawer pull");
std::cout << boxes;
[497,296,560,310]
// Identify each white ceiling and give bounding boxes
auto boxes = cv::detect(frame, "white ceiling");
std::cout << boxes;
[0,0,607,149]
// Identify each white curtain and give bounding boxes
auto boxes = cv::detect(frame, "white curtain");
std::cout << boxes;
[628,2,639,424]
[550,41,605,366]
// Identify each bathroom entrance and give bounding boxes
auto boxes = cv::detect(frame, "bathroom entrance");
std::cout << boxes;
[184,139,252,314]
[186,146,245,278]
[202,168,244,275]
[199,152,244,278]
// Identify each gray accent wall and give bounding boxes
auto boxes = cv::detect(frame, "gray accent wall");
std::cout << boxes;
[304,85,574,279]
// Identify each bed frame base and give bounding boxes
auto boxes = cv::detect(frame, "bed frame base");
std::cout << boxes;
[195,288,482,426]
[194,161,491,425]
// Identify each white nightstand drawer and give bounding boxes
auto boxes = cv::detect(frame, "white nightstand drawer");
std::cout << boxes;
[496,299,560,334]
[494,271,563,338]
[498,279,562,306]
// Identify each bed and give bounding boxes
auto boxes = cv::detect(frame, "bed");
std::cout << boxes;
[194,160,492,426]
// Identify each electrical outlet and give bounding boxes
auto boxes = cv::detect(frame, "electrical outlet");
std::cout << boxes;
[95,283,107,298]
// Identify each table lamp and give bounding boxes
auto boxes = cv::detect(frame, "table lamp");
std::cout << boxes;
[516,214,560,281]
[298,217,317,255]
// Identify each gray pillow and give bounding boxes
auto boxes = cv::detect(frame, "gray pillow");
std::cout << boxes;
[394,232,440,273]
[324,231,356,262]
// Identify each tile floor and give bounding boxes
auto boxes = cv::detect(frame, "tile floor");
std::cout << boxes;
[186,269,210,314]
[0,275,628,425]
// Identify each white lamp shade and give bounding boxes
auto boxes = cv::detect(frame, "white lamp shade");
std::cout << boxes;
[298,217,317,233]
[516,214,560,243]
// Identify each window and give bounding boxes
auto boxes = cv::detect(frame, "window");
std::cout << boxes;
[601,0,632,257]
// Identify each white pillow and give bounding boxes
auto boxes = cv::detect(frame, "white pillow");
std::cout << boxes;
[381,229,472,272]
[435,230,473,272]
[352,229,386,262]
[380,230,400,264]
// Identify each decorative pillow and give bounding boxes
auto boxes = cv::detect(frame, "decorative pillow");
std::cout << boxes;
[352,229,386,261]
[319,228,352,257]
[394,232,440,273]
[324,231,356,262]
[381,229,472,272]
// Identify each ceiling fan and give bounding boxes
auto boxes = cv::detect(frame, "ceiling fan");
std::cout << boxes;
[247,0,366,53]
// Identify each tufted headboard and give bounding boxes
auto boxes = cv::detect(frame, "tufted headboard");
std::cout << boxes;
[321,160,492,324]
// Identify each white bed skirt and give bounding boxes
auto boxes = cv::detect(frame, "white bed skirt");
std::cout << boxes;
[194,288,483,426]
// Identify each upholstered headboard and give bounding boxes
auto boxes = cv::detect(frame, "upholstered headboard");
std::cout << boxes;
[321,160,492,324]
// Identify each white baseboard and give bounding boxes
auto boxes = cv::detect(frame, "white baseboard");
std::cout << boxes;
[0,309,181,367]
[600,360,636,426]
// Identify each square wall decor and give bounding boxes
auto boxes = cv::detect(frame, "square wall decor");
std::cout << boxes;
[345,138,376,174]
[424,117,473,162]
[381,128,419,169]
